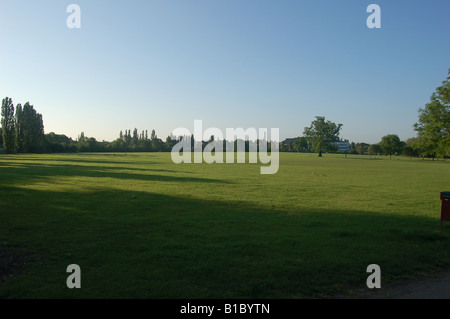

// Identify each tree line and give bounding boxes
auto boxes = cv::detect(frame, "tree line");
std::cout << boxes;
[280,69,449,159]
[0,97,176,153]
[280,133,409,158]
[41,129,174,153]
[0,99,271,154]
[1,69,448,157]
[1,97,45,154]
[0,100,272,153]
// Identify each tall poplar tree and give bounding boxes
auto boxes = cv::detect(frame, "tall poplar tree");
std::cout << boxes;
[1,97,16,153]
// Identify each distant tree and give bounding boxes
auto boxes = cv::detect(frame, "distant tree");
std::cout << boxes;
[151,129,157,141]
[191,135,195,152]
[19,102,44,153]
[281,140,293,152]
[379,134,404,159]
[293,137,308,152]
[304,116,343,157]
[1,97,16,153]
[119,130,123,141]
[355,143,370,155]
[15,104,24,152]
[349,142,357,154]
[141,138,152,151]
[77,132,86,152]
[86,137,99,152]
[132,128,138,144]
[78,132,86,143]
[414,69,450,158]
[368,144,382,156]
[0,127,3,148]
[110,138,126,152]
[151,137,163,152]
[125,130,131,145]
[45,132,71,145]
[44,132,76,153]
[34,112,44,152]
[77,134,105,152]
[402,137,420,158]
[145,130,148,140]
[165,135,175,150]
[126,130,131,145]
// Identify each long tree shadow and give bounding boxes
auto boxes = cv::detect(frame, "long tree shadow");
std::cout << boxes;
[0,160,183,175]
[1,153,165,166]
[0,184,448,299]
[0,161,230,186]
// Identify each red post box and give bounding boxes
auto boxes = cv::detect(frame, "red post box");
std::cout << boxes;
[441,192,450,231]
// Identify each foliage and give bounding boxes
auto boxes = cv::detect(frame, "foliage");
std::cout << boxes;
[1,97,16,153]
[294,137,309,152]
[44,132,77,153]
[303,116,343,157]
[17,102,45,153]
[355,143,370,155]
[1,97,45,153]
[379,134,405,158]
[402,137,420,157]
[368,144,382,155]
[414,70,450,158]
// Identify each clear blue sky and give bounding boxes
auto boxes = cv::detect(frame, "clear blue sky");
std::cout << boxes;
[1,0,449,144]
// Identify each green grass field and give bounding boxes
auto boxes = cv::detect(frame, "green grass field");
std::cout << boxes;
[0,152,449,298]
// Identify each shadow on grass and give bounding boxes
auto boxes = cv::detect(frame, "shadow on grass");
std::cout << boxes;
[0,183,449,299]
[343,157,384,161]
[0,153,165,166]
[0,161,230,186]
[0,246,28,283]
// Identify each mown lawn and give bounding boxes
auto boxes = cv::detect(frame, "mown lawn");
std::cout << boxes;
[0,152,449,298]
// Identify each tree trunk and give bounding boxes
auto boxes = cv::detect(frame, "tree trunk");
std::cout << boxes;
[318,151,323,157]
